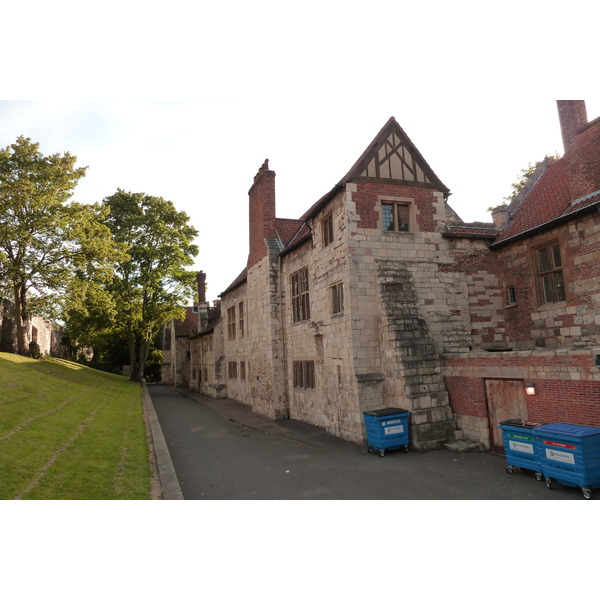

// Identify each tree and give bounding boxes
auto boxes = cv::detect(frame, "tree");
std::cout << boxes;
[488,153,561,213]
[102,190,199,381]
[0,136,115,355]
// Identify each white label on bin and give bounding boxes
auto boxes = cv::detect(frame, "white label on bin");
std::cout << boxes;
[509,440,534,454]
[384,419,403,426]
[545,448,575,464]
[384,425,404,435]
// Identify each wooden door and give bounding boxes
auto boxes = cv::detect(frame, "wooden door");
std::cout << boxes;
[485,379,528,451]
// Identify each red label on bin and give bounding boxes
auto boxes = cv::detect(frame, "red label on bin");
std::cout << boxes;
[543,440,576,450]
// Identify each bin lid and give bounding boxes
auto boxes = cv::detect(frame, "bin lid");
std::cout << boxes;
[499,419,546,430]
[533,423,600,438]
[363,408,410,417]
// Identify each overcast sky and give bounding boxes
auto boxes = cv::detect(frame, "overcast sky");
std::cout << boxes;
[2,1,599,304]
[3,0,597,586]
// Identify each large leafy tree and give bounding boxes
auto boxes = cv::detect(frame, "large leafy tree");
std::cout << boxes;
[0,136,115,355]
[102,190,198,381]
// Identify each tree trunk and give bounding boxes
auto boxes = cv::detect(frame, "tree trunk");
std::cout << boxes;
[13,283,28,356]
[127,321,138,380]
[133,338,151,382]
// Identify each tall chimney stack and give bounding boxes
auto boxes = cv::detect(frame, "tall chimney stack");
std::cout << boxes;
[196,271,209,331]
[557,100,588,153]
[248,159,277,269]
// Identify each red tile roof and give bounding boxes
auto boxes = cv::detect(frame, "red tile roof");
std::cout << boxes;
[174,307,198,336]
[493,116,600,246]
[276,218,305,247]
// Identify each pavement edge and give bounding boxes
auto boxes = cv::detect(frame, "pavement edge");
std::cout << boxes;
[142,381,184,500]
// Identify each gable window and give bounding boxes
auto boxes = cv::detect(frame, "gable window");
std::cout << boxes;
[293,361,315,389]
[382,201,410,232]
[291,267,310,322]
[323,213,334,246]
[536,242,565,304]
[227,306,236,340]
[331,282,344,315]
[239,301,245,337]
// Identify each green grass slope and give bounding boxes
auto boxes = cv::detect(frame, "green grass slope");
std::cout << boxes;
[0,353,152,500]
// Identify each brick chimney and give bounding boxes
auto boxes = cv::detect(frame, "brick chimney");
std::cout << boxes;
[248,159,277,268]
[196,271,209,331]
[492,206,509,229]
[557,100,588,153]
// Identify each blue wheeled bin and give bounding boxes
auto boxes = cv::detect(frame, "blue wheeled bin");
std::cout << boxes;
[533,422,600,500]
[499,419,546,480]
[363,408,410,457]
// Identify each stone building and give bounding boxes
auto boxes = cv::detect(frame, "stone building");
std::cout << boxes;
[0,298,62,357]
[167,100,600,451]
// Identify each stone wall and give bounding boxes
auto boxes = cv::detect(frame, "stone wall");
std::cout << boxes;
[282,190,362,442]
[0,298,62,357]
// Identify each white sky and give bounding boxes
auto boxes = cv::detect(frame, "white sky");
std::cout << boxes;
[3,0,598,582]
[2,1,599,303]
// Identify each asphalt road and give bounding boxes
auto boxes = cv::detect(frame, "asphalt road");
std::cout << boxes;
[147,384,583,500]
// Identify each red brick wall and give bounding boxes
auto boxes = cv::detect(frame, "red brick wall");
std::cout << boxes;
[352,182,438,231]
[248,162,276,268]
[443,352,600,428]
[529,379,600,425]
[444,375,488,418]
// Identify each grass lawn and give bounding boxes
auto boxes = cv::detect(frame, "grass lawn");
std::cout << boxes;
[0,352,153,500]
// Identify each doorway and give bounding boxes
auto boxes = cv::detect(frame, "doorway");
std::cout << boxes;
[485,379,528,452]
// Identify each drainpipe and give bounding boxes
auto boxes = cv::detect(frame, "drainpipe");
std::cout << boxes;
[279,254,290,418]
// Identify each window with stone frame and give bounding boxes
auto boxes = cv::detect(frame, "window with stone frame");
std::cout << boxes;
[382,201,410,232]
[293,360,315,389]
[323,213,334,246]
[240,360,246,380]
[227,306,236,340]
[228,361,237,379]
[291,267,310,322]
[239,301,245,337]
[536,242,565,304]
[331,281,344,315]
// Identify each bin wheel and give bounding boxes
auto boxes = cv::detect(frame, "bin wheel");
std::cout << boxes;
[535,472,543,481]
[405,445,409,453]
[367,445,374,454]
[379,449,385,458]
[546,477,553,489]
[582,487,593,500]
[506,466,514,474]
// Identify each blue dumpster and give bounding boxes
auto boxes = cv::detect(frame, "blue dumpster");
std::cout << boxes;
[363,408,410,457]
[498,419,545,480]
[533,423,600,500]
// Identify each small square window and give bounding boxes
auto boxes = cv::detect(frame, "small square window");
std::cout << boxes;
[382,201,410,232]
[507,286,516,305]
[331,282,344,314]
[293,361,315,389]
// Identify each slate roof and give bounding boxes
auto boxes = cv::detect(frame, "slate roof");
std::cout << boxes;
[442,223,498,240]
